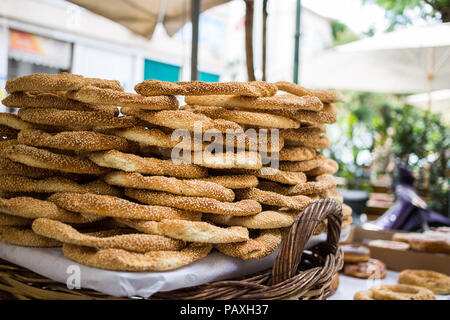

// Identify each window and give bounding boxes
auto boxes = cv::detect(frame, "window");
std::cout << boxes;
[144,59,180,82]
[199,71,219,82]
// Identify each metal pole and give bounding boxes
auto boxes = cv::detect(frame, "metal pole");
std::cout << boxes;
[191,0,200,80]
[293,0,301,84]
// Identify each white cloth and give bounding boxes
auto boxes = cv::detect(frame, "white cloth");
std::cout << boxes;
[0,227,350,298]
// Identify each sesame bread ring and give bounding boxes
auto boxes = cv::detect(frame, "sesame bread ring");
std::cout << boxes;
[343,258,387,279]
[0,213,33,227]
[0,157,56,178]
[341,244,371,263]
[280,127,323,143]
[0,225,61,247]
[279,154,326,172]
[121,108,242,133]
[370,284,436,300]
[66,86,178,110]
[275,81,343,103]
[0,125,18,139]
[192,151,262,170]
[185,94,323,111]
[157,219,249,243]
[5,73,123,93]
[354,290,376,300]
[125,189,262,216]
[278,146,316,162]
[398,269,450,295]
[88,150,208,178]
[225,167,306,185]
[235,188,312,210]
[0,196,103,223]
[317,187,344,204]
[306,159,339,176]
[0,113,34,130]
[18,108,137,130]
[267,103,338,124]
[135,80,277,97]
[285,174,337,195]
[209,130,284,153]
[215,229,282,260]
[203,210,298,229]
[104,172,235,202]
[3,144,109,175]
[115,218,162,235]
[2,92,119,115]
[0,175,121,196]
[32,218,185,253]
[182,105,300,129]
[18,129,136,152]
[62,242,212,272]
[196,175,259,189]
[48,192,202,222]
[284,136,331,150]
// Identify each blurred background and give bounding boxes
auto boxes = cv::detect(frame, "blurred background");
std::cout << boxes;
[0,0,449,222]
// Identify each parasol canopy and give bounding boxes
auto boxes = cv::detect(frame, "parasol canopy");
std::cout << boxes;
[66,0,230,39]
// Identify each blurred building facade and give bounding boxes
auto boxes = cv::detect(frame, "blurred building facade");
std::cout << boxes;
[0,0,332,110]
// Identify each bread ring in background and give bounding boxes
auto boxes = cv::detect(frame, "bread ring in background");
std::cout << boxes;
[182,105,300,129]
[0,225,61,247]
[342,244,370,263]
[88,150,208,178]
[215,229,282,260]
[275,81,343,103]
[125,189,262,216]
[66,86,178,110]
[235,187,312,210]
[157,219,249,243]
[0,212,33,227]
[3,144,109,175]
[368,240,410,251]
[104,172,235,202]
[135,79,278,97]
[18,108,137,130]
[48,192,202,222]
[32,218,185,253]
[306,159,339,176]
[343,258,386,279]
[398,269,450,295]
[203,209,298,229]
[62,242,212,272]
[371,284,435,300]
[354,290,376,300]
[5,73,123,93]
[0,196,104,224]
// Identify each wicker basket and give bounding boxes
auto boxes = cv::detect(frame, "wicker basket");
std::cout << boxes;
[0,199,343,300]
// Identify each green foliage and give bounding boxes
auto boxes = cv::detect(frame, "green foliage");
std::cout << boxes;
[330,20,360,47]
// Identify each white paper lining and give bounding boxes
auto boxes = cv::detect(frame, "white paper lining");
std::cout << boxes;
[0,227,350,298]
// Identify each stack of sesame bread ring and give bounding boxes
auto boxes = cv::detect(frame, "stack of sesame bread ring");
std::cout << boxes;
[0,73,350,272]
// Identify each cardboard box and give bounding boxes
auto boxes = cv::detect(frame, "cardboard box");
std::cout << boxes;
[343,227,450,274]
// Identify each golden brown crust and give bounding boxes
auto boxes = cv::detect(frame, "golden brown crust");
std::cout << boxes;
[104,172,235,202]
[135,80,278,97]
[0,113,34,130]
[279,154,326,172]
[115,218,162,235]
[2,92,119,115]
[157,219,249,243]
[18,129,135,152]
[370,284,436,300]
[18,108,138,130]
[215,229,282,260]
[354,290,376,300]
[32,218,185,253]
[368,240,410,251]
[343,258,387,279]
[0,225,61,247]
[235,187,313,210]
[306,159,339,176]
[5,73,123,93]
[3,144,109,175]
[203,210,299,229]
[66,86,178,110]
[48,192,202,222]
[185,94,323,111]
[0,196,103,223]
[275,81,343,103]
[278,146,316,161]
[196,175,259,189]
[182,105,300,129]
[282,174,337,195]
[88,150,208,178]
[0,212,33,226]
[398,269,450,295]
[62,242,212,271]
[266,103,338,124]
[0,175,120,196]
[125,189,262,216]
[342,244,371,263]
[121,108,242,133]
[0,157,57,178]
